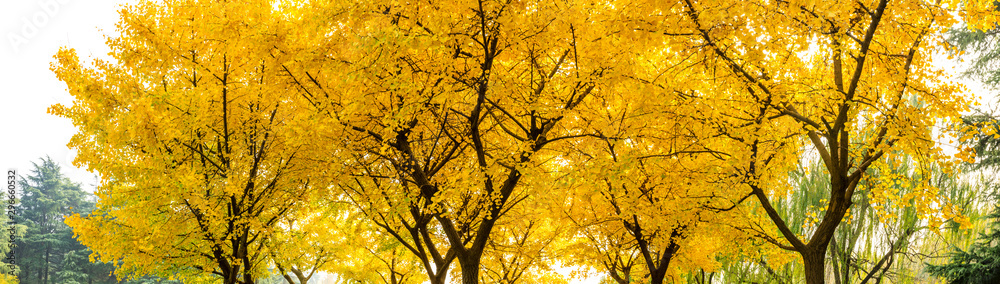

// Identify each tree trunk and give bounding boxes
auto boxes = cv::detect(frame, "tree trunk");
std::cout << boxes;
[223,265,239,284]
[291,266,310,284]
[802,248,826,284]
[280,273,295,284]
[430,273,447,284]
[859,228,914,284]
[459,254,482,284]
[607,265,630,284]
[274,261,296,284]
[649,270,667,284]
[647,248,675,284]
[830,236,842,284]
[43,245,50,284]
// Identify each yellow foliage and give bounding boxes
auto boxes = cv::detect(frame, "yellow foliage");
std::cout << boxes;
[50,0,997,283]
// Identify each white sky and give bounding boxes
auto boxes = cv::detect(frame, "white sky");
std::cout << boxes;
[1,0,131,191]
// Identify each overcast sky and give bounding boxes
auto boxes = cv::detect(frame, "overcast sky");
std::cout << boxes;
[1,0,132,191]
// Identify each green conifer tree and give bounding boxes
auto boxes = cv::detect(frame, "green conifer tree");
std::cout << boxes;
[14,157,115,284]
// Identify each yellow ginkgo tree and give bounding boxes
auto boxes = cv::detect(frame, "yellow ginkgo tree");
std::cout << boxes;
[620,0,990,283]
[53,1,337,283]
[274,0,648,283]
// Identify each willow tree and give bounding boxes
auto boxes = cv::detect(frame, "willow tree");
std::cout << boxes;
[53,1,337,283]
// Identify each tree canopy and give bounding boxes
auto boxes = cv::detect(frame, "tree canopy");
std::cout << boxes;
[48,0,999,283]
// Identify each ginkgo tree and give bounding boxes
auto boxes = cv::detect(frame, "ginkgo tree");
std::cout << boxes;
[274,0,645,283]
[621,0,990,283]
[552,90,763,284]
[52,1,338,283]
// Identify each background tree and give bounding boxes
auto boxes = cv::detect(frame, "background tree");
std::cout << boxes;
[321,207,437,284]
[557,127,754,284]
[14,157,116,284]
[945,1,1000,88]
[923,3,1000,280]
[926,188,1000,283]
[479,196,570,284]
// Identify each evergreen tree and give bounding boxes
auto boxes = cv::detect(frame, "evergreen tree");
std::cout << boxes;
[14,157,115,284]
[925,191,1000,283]
[946,2,1000,88]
